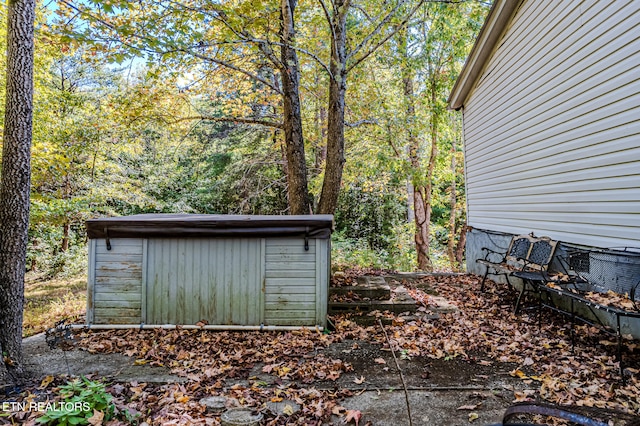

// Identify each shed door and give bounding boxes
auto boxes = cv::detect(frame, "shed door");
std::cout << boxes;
[145,238,265,325]
[264,238,323,326]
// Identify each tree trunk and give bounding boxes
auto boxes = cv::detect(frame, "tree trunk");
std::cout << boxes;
[312,69,326,175]
[400,25,432,271]
[421,82,439,270]
[455,224,467,268]
[447,135,457,269]
[317,0,349,215]
[61,222,70,252]
[0,0,36,385]
[279,0,311,215]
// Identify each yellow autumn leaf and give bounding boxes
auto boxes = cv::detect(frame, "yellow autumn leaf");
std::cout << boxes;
[510,369,528,379]
[468,412,479,422]
[40,375,54,389]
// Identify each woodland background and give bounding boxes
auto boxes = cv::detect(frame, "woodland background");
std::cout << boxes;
[0,0,489,280]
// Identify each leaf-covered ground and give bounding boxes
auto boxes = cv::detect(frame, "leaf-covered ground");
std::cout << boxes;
[5,273,640,425]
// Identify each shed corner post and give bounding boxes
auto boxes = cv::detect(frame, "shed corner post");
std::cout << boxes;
[260,237,266,325]
[87,239,96,325]
[315,238,329,328]
[141,238,149,324]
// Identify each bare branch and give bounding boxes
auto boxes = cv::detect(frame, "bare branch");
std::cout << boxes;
[173,115,284,129]
[347,0,408,61]
[350,3,374,22]
[347,0,425,73]
[318,0,338,56]
[345,119,378,127]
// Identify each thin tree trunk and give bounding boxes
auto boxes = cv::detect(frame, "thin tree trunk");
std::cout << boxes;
[61,222,70,252]
[406,180,415,223]
[317,0,349,215]
[30,239,38,271]
[0,0,36,385]
[313,70,327,174]
[421,82,439,270]
[400,25,432,271]
[455,224,467,268]
[280,0,311,215]
[447,130,457,268]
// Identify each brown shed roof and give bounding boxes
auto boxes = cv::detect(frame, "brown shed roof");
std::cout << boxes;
[86,214,334,239]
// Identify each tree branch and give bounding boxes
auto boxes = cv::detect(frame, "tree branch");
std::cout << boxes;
[347,0,425,74]
[348,0,407,61]
[317,0,338,57]
[173,115,284,129]
[345,119,378,127]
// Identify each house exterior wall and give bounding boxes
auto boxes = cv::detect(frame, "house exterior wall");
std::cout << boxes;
[462,0,640,253]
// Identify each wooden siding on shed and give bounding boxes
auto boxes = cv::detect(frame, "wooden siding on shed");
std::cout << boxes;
[90,238,143,324]
[145,238,264,325]
[89,236,328,327]
[462,0,640,249]
[264,238,327,326]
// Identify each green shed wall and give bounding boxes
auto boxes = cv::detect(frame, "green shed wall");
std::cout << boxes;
[88,236,329,327]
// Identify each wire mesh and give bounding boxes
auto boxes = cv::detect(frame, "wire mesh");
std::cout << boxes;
[569,248,640,301]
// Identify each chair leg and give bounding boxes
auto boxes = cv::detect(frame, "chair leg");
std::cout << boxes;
[514,284,527,315]
[480,268,489,291]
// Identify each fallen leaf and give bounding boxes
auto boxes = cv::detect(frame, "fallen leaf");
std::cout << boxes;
[175,395,189,403]
[332,405,346,415]
[374,358,386,364]
[39,375,54,389]
[457,404,479,410]
[468,412,479,422]
[354,376,365,384]
[345,409,362,425]
[87,409,104,426]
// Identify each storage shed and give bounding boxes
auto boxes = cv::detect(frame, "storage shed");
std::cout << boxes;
[85,214,333,328]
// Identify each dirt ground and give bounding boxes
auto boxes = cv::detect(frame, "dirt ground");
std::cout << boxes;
[20,332,527,425]
[10,272,640,425]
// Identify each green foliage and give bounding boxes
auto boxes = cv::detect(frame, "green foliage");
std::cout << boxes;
[23,0,490,275]
[36,377,115,425]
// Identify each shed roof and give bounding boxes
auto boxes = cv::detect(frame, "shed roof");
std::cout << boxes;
[448,0,523,110]
[86,214,334,239]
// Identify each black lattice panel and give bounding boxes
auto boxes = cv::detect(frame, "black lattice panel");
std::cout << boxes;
[572,250,640,301]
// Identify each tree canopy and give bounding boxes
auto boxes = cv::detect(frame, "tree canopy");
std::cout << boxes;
[2,0,489,279]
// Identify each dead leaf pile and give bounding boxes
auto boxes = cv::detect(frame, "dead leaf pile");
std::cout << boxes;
[385,275,640,414]
[7,272,639,425]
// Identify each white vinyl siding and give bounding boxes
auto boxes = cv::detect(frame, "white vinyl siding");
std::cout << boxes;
[463,0,640,249]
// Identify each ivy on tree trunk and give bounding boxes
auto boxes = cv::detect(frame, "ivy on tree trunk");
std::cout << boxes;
[0,0,35,385]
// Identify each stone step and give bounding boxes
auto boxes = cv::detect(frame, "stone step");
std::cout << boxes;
[329,275,391,300]
[328,285,417,315]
